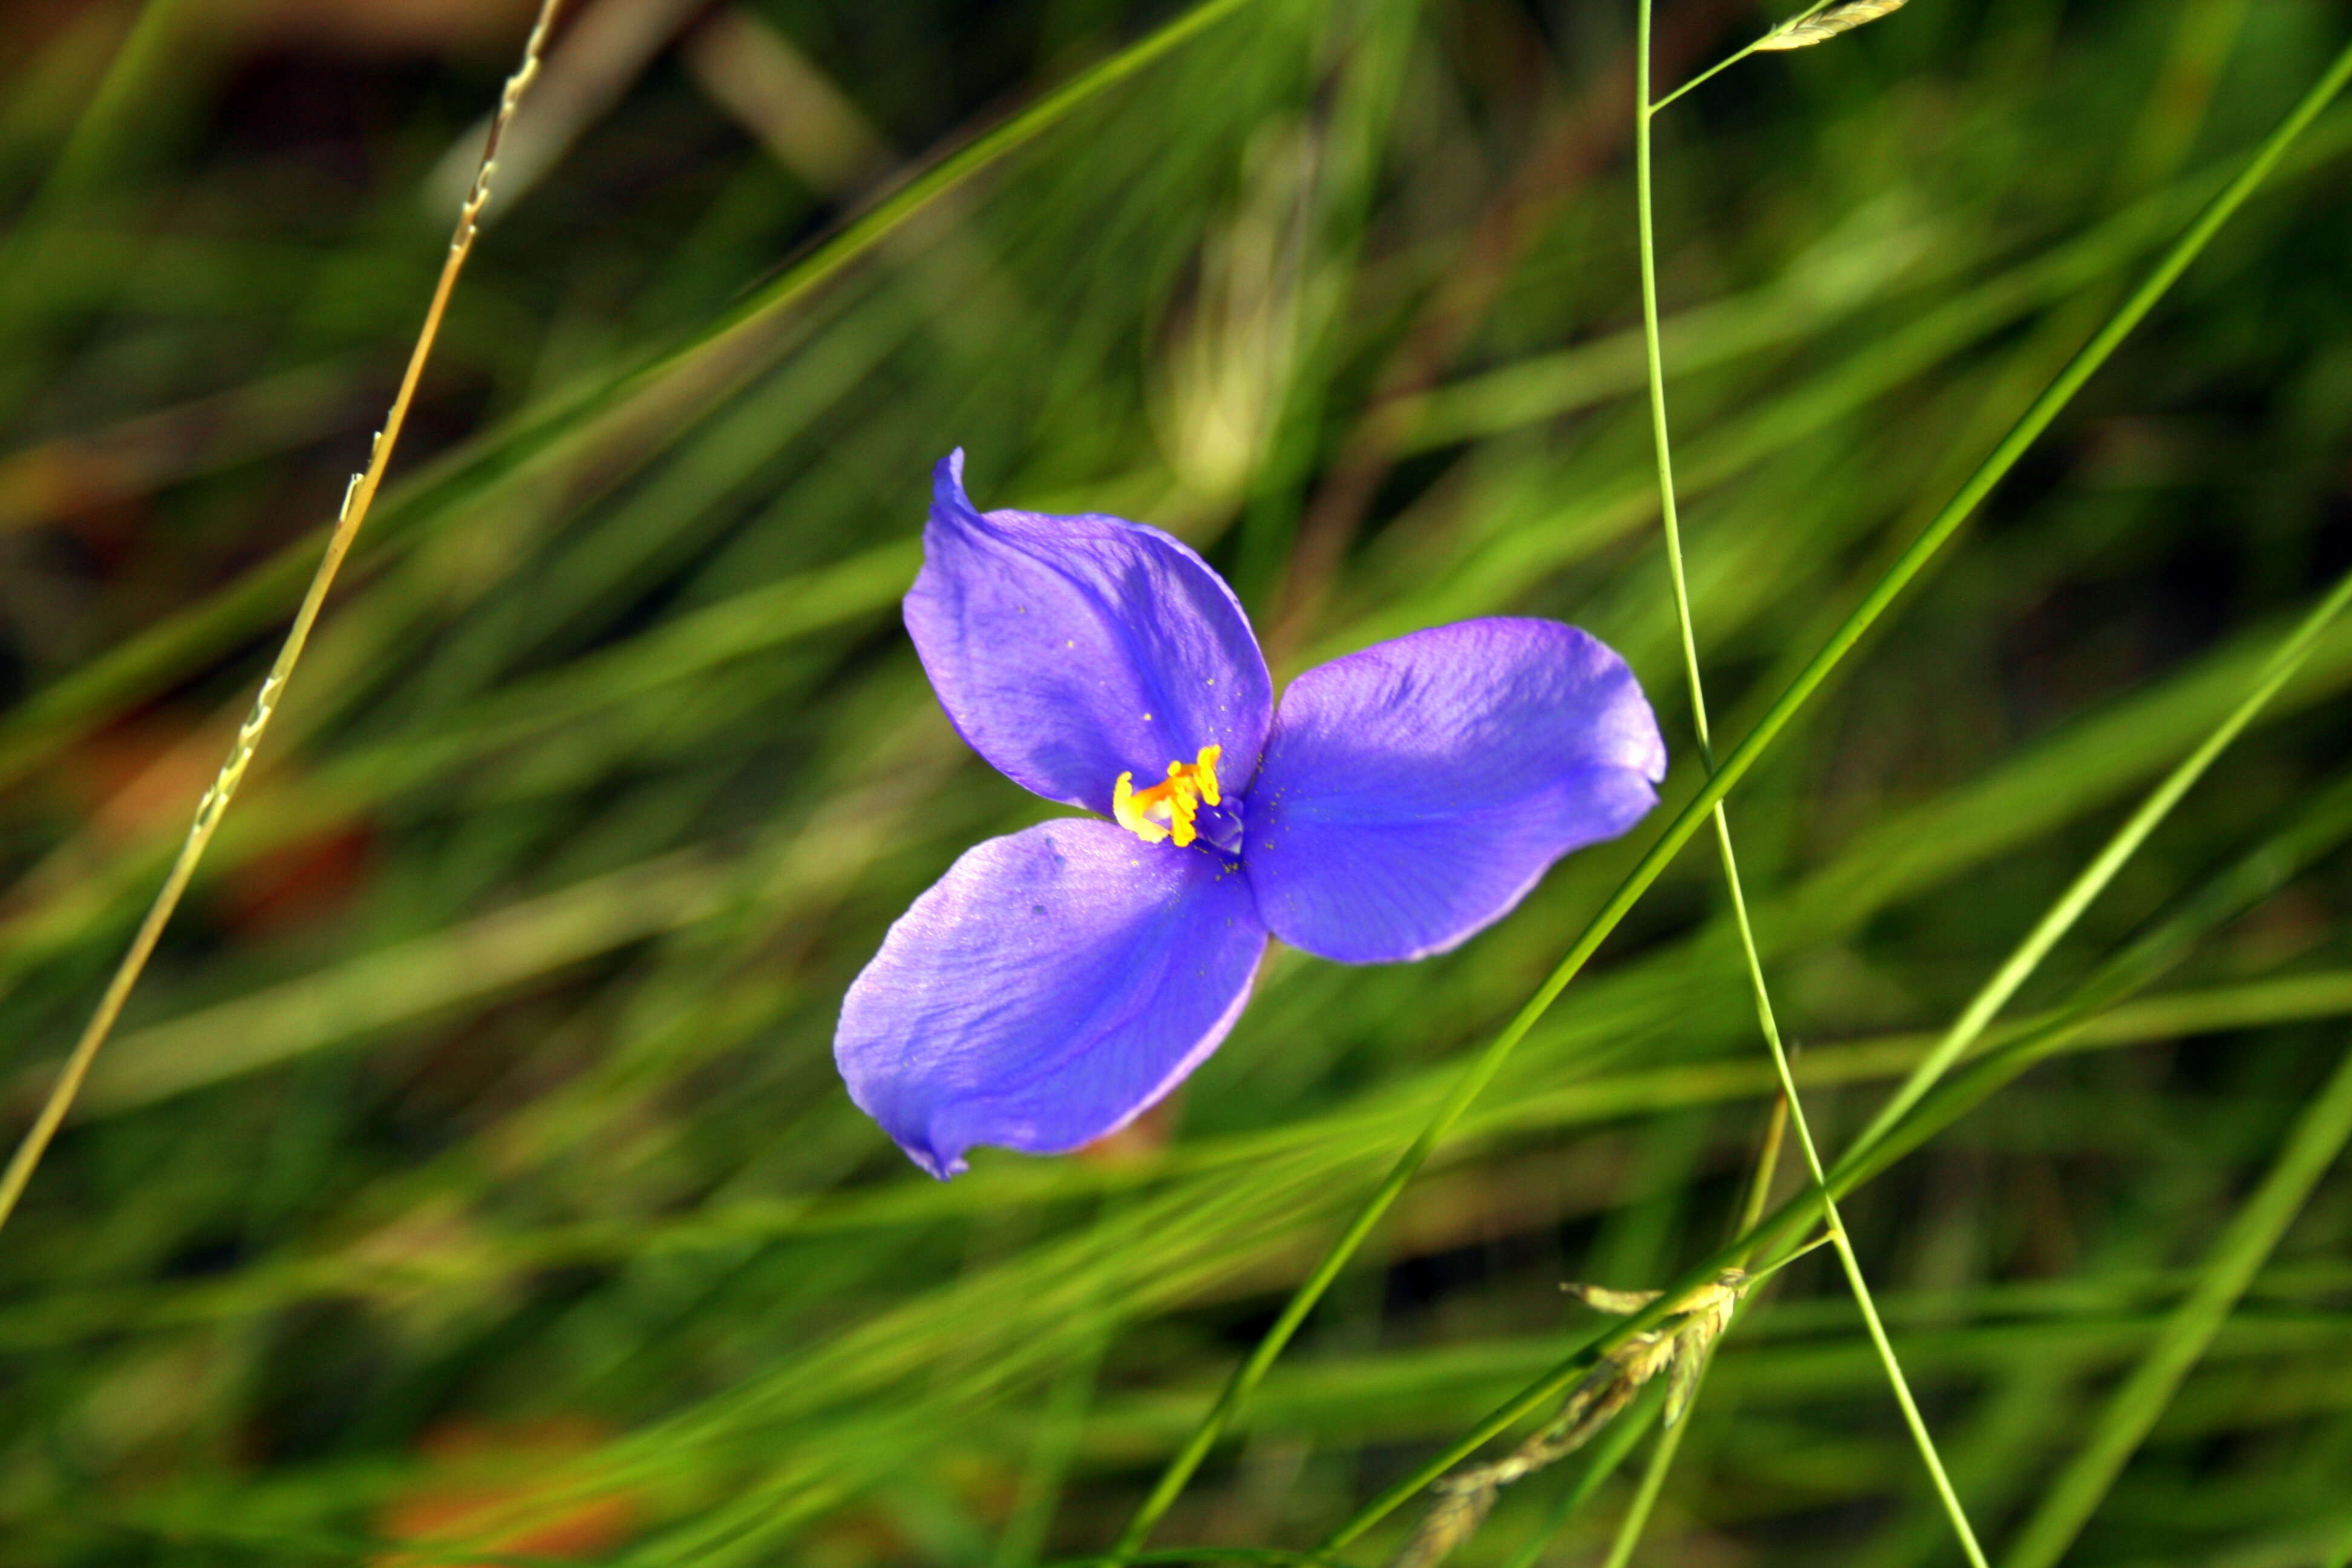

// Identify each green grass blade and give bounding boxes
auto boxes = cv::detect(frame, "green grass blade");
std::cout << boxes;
[1846,560,2352,1166]
[1999,1039,2352,1568]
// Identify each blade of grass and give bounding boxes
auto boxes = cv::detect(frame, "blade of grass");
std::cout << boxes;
[1595,1405,1687,1568]
[1845,555,2352,1171]
[1999,1037,2352,1568]
[1836,763,2352,1200]
[0,0,570,1236]
[1814,766,2352,1215]
[1717,564,2352,1359]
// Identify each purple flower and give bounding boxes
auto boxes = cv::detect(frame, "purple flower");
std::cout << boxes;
[834,452,1668,1178]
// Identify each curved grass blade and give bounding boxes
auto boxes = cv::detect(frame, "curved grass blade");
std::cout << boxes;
[1636,0,1981,1550]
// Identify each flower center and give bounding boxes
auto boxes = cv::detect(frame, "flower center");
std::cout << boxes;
[1112,746,1223,848]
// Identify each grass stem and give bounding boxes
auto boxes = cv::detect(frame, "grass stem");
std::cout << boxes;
[0,0,569,1237]
[1635,2,1986,1555]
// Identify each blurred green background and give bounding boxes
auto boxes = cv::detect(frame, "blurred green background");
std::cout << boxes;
[2,0,2350,1563]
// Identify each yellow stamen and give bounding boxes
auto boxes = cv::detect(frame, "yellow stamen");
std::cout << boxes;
[1111,745,1223,849]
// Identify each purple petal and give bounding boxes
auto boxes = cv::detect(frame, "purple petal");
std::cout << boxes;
[1244,618,1666,964]
[904,451,1273,814]
[835,818,1267,1178]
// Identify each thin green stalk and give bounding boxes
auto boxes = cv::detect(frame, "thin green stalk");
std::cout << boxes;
[1650,0,1838,113]
[1635,0,1985,1554]
[1595,833,1995,1568]
[1737,570,2352,1374]
[1836,765,2352,1186]
[1285,38,2352,1556]
[1598,1414,1686,1568]
[1999,1039,2352,1568]
[1636,0,1704,743]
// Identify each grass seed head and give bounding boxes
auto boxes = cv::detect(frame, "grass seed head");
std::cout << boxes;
[1754,0,1910,51]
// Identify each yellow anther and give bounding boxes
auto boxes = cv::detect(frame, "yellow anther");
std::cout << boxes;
[1111,745,1224,849]
[1112,773,1168,843]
